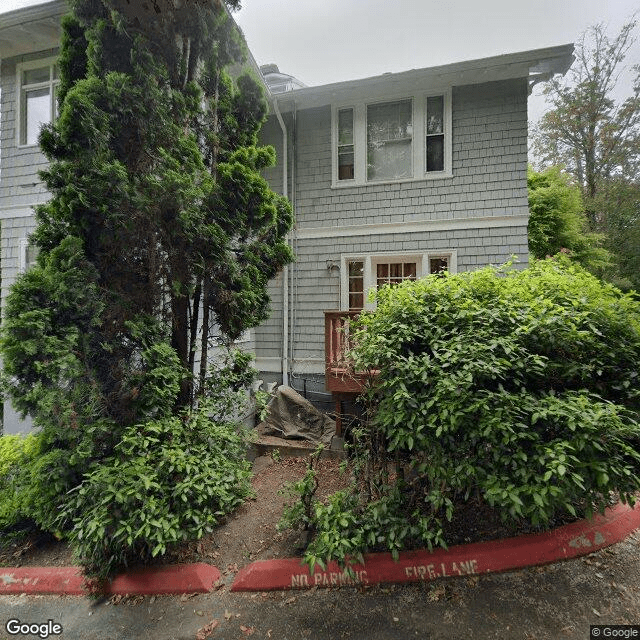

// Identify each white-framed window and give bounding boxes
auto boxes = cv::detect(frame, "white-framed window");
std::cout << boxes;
[340,250,457,311]
[19,238,39,272]
[16,58,59,147]
[332,89,452,187]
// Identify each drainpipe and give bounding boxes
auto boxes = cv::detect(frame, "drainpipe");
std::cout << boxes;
[273,97,289,386]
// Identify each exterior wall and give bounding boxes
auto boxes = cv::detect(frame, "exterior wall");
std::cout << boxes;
[0,51,57,212]
[255,77,531,380]
[0,51,55,433]
[295,78,528,230]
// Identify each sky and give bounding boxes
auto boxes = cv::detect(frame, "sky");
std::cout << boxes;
[2,0,639,125]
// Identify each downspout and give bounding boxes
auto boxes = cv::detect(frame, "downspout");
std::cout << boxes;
[273,97,289,386]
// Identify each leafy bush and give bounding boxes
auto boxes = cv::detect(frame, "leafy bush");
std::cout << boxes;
[0,434,42,534]
[62,400,252,580]
[294,258,640,568]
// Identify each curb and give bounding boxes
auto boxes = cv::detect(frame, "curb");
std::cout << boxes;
[231,501,640,591]
[0,563,220,596]
[1,502,638,596]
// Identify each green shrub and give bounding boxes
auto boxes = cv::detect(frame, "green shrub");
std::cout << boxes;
[0,434,43,533]
[295,257,640,568]
[62,400,252,580]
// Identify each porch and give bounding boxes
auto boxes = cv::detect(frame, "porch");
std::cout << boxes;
[324,310,377,435]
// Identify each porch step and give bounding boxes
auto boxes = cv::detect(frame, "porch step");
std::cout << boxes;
[247,433,346,461]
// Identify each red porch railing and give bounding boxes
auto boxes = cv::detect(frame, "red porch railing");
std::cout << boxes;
[324,310,363,394]
[324,310,379,435]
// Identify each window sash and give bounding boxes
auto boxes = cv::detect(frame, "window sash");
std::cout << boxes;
[17,61,59,146]
[367,99,413,181]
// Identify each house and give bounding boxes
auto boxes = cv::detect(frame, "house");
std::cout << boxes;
[0,0,574,433]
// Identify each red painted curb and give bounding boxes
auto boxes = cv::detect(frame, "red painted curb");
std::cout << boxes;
[0,563,220,596]
[231,501,640,591]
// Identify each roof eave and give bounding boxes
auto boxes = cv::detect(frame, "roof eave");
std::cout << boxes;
[270,43,574,111]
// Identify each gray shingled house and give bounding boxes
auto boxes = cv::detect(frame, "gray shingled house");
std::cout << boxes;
[0,0,574,433]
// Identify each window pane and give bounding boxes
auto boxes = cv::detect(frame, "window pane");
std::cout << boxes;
[25,244,39,270]
[430,257,449,274]
[349,293,364,310]
[338,109,353,145]
[426,95,444,134]
[23,87,50,145]
[389,263,403,279]
[348,260,364,310]
[367,100,412,181]
[23,66,50,85]
[338,148,354,180]
[404,262,417,279]
[368,100,412,142]
[368,139,411,181]
[426,135,444,172]
[348,261,364,277]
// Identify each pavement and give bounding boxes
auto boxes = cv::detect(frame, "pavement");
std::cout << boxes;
[1,503,639,639]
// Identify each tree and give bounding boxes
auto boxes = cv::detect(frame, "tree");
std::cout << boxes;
[594,177,640,291]
[1,0,293,454]
[532,20,640,224]
[527,166,610,273]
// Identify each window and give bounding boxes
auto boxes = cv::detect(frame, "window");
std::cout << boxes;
[19,238,39,272]
[17,59,59,147]
[343,251,456,311]
[367,100,412,181]
[337,108,355,181]
[426,95,444,172]
[332,90,451,186]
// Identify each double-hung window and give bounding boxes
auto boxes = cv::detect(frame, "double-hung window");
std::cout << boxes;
[333,89,451,186]
[343,251,456,311]
[367,99,413,181]
[17,59,59,147]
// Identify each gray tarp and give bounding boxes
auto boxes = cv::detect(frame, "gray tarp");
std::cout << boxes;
[261,385,335,445]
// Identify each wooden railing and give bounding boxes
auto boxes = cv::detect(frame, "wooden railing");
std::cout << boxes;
[324,310,365,394]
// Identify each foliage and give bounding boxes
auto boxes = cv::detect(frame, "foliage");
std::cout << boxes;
[62,401,252,581]
[532,20,640,204]
[527,166,610,272]
[0,434,42,533]
[1,0,292,437]
[290,259,640,569]
[594,178,640,292]
[0,0,292,575]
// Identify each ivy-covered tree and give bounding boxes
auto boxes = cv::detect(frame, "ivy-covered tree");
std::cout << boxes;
[1,0,293,449]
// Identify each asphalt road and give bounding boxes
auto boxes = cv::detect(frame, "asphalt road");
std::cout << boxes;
[1,530,639,640]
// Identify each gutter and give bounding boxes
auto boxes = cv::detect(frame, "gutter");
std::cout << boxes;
[272,97,289,387]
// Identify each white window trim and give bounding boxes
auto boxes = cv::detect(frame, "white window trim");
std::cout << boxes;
[340,249,457,311]
[16,57,59,149]
[19,238,34,273]
[331,88,452,188]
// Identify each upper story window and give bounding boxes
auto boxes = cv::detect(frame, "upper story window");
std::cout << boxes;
[332,89,451,187]
[337,108,355,181]
[367,99,413,181]
[17,59,59,147]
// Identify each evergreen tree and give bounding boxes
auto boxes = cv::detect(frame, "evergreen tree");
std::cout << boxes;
[1,0,293,449]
